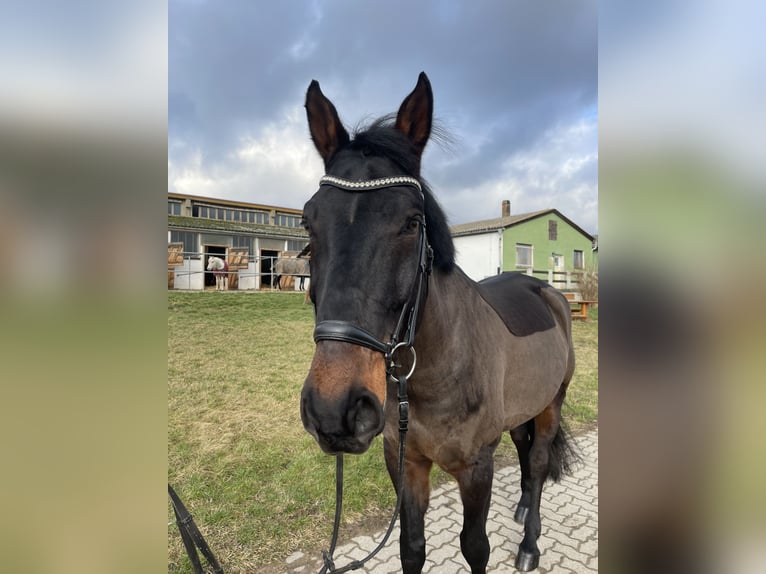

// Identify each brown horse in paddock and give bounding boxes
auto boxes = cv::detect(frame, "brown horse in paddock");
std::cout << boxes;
[299,73,576,573]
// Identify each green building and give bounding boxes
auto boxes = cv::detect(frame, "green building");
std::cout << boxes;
[450,204,596,291]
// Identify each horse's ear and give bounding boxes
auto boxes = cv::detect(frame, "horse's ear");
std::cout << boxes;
[305,80,350,166]
[395,72,433,158]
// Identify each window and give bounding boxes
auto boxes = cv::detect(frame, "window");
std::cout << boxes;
[548,220,558,241]
[573,250,584,269]
[287,240,307,252]
[516,244,533,269]
[170,231,199,258]
[243,211,269,224]
[276,213,301,227]
[233,235,252,253]
[201,233,230,246]
[168,201,181,215]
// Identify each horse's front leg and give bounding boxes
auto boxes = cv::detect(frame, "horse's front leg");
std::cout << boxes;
[455,440,498,574]
[384,437,432,574]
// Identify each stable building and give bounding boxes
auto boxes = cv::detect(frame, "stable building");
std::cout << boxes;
[168,192,308,290]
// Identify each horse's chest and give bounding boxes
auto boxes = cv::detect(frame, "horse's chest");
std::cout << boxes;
[407,406,502,474]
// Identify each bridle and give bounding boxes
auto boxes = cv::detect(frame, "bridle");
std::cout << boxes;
[312,174,433,362]
[311,174,433,573]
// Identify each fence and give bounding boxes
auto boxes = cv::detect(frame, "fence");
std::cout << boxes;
[523,269,584,292]
[167,251,309,292]
[168,249,586,293]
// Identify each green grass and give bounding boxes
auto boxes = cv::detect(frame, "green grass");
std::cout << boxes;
[168,292,597,573]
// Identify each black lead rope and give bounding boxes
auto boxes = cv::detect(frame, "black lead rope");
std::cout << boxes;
[318,374,409,574]
[168,484,225,574]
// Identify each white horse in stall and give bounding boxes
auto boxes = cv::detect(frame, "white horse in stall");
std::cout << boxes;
[206,256,229,291]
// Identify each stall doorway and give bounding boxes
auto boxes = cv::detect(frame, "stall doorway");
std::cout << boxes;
[204,245,227,289]
[260,249,280,289]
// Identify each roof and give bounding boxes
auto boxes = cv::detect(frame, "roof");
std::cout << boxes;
[168,215,308,240]
[450,209,594,241]
[168,191,303,215]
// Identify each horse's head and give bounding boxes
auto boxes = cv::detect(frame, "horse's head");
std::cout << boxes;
[299,73,453,455]
[206,256,218,271]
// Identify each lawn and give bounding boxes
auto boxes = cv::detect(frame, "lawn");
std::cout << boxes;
[168,291,597,573]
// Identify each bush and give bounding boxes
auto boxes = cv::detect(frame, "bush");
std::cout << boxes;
[579,265,599,301]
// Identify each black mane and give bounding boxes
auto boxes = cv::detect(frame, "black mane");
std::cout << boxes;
[341,117,456,272]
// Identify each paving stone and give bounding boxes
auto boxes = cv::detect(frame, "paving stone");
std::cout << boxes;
[426,505,452,521]
[557,555,590,572]
[569,525,596,544]
[269,430,598,573]
[285,551,304,564]
[427,542,460,567]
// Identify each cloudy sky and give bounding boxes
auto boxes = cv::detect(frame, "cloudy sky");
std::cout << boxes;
[169,1,597,233]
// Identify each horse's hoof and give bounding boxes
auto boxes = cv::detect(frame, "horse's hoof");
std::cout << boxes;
[514,504,529,524]
[515,550,539,572]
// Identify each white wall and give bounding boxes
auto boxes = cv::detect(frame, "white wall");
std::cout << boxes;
[237,262,258,290]
[172,258,204,290]
[453,232,503,282]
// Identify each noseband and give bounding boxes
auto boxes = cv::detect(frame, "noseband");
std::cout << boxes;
[312,174,434,378]
[311,174,433,573]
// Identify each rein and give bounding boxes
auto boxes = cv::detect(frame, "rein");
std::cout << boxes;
[312,174,433,573]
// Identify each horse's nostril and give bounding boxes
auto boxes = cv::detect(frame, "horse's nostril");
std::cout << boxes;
[301,378,384,453]
[300,393,320,440]
[349,392,384,438]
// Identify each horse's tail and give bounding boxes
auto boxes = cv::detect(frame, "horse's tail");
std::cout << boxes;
[547,424,579,482]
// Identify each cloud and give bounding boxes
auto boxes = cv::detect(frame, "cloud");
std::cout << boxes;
[431,115,598,233]
[170,107,322,208]
[169,0,598,231]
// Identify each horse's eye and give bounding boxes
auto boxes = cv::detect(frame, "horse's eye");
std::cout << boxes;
[405,218,420,233]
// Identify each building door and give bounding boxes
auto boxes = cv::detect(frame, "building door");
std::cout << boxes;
[226,247,249,290]
[552,253,565,271]
[168,243,184,289]
[204,245,227,288]
[260,249,280,289]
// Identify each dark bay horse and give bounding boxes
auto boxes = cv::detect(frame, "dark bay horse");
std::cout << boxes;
[299,73,576,573]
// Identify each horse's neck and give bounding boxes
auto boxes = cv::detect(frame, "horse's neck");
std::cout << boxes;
[415,267,485,365]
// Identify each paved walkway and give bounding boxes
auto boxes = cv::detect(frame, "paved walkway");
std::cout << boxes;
[280,430,597,573]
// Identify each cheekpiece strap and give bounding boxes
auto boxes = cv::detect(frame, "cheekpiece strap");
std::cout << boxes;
[320,175,422,194]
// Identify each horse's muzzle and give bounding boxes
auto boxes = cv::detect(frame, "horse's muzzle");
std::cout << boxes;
[300,341,387,454]
[300,382,385,455]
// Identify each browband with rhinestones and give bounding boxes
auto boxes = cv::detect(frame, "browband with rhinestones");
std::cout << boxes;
[319,175,422,193]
